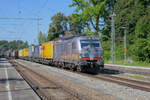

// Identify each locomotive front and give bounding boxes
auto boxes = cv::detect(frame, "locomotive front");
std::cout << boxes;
[76,36,104,73]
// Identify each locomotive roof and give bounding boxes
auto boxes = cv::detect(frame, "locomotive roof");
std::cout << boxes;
[59,35,99,40]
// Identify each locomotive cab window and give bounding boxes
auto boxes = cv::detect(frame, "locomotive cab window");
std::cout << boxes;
[80,40,100,48]
[91,40,100,48]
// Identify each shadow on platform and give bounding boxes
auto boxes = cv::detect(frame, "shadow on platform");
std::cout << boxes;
[0,86,53,93]
[0,78,24,84]
[0,65,9,68]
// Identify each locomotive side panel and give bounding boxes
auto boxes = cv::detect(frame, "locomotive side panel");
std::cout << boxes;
[65,39,72,61]
[72,38,80,61]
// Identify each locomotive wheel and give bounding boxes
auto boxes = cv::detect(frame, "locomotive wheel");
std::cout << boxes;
[58,62,61,68]
[62,63,65,69]
[70,64,74,71]
[77,65,82,72]
[60,62,64,68]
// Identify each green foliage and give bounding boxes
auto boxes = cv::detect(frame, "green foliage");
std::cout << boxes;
[0,40,29,55]
[102,40,111,61]
[0,40,8,55]
[83,29,95,36]
[113,0,150,63]
[47,12,70,40]
[114,0,146,43]
[38,31,47,44]
[45,0,150,64]
[70,14,85,34]
[70,0,108,35]
[133,16,150,62]
[47,12,85,40]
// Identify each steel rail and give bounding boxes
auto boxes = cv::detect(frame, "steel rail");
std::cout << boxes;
[10,60,53,100]
[10,60,90,100]
[79,73,150,92]
[98,74,150,87]
[12,59,150,94]
[95,75,150,92]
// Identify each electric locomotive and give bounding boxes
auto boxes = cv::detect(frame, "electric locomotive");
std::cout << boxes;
[53,36,104,73]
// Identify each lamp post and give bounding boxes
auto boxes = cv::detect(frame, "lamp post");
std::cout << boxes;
[110,12,116,63]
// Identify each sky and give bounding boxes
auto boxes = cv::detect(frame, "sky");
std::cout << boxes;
[0,0,75,45]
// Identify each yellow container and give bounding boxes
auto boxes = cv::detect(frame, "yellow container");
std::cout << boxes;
[22,49,29,57]
[41,41,54,59]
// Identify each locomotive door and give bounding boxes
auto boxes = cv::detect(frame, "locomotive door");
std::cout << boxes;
[65,39,72,61]
[68,42,72,61]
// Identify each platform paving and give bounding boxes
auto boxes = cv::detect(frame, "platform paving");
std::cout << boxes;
[0,58,40,100]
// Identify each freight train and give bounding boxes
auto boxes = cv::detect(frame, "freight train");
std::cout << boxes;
[6,35,104,73]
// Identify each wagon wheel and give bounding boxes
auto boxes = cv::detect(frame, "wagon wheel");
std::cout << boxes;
[70,64,75,71]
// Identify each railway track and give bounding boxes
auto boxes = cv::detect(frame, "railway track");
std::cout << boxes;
[10,60,90,100]
[46,61,150,92]
[12,59,150,99]
[104,65,150,76]
[80,73,150,92]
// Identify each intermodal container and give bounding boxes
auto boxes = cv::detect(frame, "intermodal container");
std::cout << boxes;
[22,49,29,57]
[28,46,34,57]
[12,50,15,57]
[18,50,22,57]
[9,51,13,57]
[33,46,41,58]
[41,41,54,59]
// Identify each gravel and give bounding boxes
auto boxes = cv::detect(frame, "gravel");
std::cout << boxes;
[105,65,150,76]
[17,59,150,100]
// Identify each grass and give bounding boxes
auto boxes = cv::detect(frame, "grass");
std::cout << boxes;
[105,60,150,67]
[131,75,150,81]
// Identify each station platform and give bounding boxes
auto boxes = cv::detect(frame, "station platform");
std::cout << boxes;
[0,58,40,100]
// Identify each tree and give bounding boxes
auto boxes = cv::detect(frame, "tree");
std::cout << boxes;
[8,40,29,50]
[47,12,83,40]
[38,31,47,45]
[133,15,150,62]
[69,14,85,34]
[0,40,29,55]
[113,0,150,62]
[70,0,107,35]
[47,12,67,40]
[47,25,55,41]
[0,40,8,55]
[114,0,147,43]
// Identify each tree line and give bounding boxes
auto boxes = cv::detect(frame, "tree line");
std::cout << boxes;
[0,40,28,55]
[38,0,150,63]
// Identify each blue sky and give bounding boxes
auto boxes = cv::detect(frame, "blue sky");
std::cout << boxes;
[0,0,75,45]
